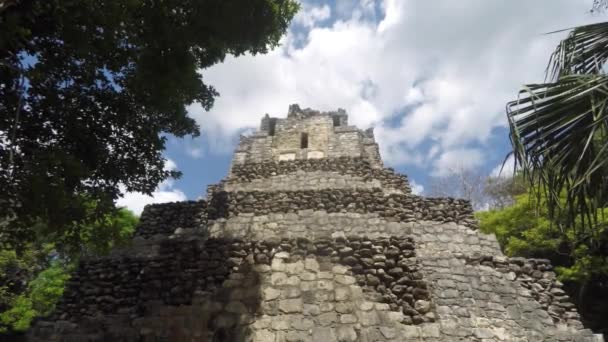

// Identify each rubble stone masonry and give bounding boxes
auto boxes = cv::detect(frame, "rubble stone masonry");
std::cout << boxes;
[28,105,602,341]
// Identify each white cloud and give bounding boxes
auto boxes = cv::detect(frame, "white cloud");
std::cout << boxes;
[191,0,599,172]
[164,158,177,172]
[181,139,205,158]
[432,148,484,176]
[294,4,331,28]
[491,155,516,178]
[116,187,186,216]
[115,158,187,215]
[187,147,203,158]
[410,179,424,195]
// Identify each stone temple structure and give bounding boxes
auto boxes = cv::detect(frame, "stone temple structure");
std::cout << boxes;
[29,105,602,341]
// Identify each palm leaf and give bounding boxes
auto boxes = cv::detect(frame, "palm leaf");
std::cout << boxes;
[547,22,608,80]
[593,1,608,13]
[508,74,608,228]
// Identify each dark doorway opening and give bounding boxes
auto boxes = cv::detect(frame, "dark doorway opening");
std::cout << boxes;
[213,328,227,342]
[300,132,308,149]
[268,118,277,136]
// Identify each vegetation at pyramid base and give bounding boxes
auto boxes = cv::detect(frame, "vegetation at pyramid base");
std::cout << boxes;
[0,262,71,333]
[477,187,608,284]
[0,207,138,334]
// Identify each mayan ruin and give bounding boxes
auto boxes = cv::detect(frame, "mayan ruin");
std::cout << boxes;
[26,105,601,341]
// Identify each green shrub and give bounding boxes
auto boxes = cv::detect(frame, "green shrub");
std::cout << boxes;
[477,190,608,283]
[0,262,70,332]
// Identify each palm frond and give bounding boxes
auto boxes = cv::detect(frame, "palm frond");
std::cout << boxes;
[593,0,608,13]
[508,74,608,228]
[547,22,608,80]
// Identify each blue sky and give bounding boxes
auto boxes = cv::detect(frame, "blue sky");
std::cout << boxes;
[117,0,602,214]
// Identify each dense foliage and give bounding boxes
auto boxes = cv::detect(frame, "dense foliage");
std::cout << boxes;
[507,3,608,231]
[0,247,47,314]
[0,208,137,334]
[505,2,608,335]
[46,202,140,261]
[477,190,608,283]
[0,262,70,333]
[477,189,608,334]
[0,0,299,250]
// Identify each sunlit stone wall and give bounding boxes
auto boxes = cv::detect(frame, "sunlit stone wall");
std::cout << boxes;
[28,106,600,342]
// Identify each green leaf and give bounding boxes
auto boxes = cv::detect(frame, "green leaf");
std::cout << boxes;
[508,74,608,230]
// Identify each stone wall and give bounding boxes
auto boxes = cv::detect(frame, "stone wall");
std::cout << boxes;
[28,106,602,342]
[362,135,382,168]
[226,157,410,193]
[29,235,433,341]
[135,201,207,239]
[208,213,501,256]
[132,189,478,242]
[239,133,273,164]
[223,171,385,193]
[229,105,381,167]
[464,255,582,327]
[272,115,334,159]
[29,234,598,342]
[327,128,362,159]
[207,189,476,228]
[30,236,262,341]
[44,238,255,323]
[411,221,501,256]
[417,253,596,341]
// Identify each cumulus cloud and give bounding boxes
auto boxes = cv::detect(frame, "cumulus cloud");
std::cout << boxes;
[164,159,177,171]
[116,159,187,215]
[293,3,331,28]
[187,148,203,158]
[190,0,598,175]
[410,179,424,195]
[491,155,517,178]
[432,148,485,176]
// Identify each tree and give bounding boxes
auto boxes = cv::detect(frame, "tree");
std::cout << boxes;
[0,207,138,334]
[46,206,139,261]
[483,174,528,209]
[427,167,489,210]
[0,262,70,333]
[507,2,608,230]
[427,167,526,211]
[0,0,299,250]
[0,246,48,315]
[505,4,608,334]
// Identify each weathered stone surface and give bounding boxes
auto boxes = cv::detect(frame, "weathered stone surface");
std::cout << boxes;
[312,327,337,342]
[206,189,476,229]
[27,106,601,342]
[134,200,207,238]
[336,326,358,341]
[279,298,303,313]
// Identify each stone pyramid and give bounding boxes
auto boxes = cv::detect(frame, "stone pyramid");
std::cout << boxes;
[29,105,600,341]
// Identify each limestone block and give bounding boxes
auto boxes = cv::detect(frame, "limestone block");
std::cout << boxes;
[278,298,303,313]
[312,327,337,342]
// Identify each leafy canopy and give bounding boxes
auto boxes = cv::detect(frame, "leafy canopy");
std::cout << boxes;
[0,207,137,333]
[39,205,139,261]
[0,262,71,333]
[0,247,46,310]
[477,189,608,283]
[0,0,299,249]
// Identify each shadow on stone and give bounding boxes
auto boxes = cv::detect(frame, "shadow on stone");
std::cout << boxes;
[27,236,264,342]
